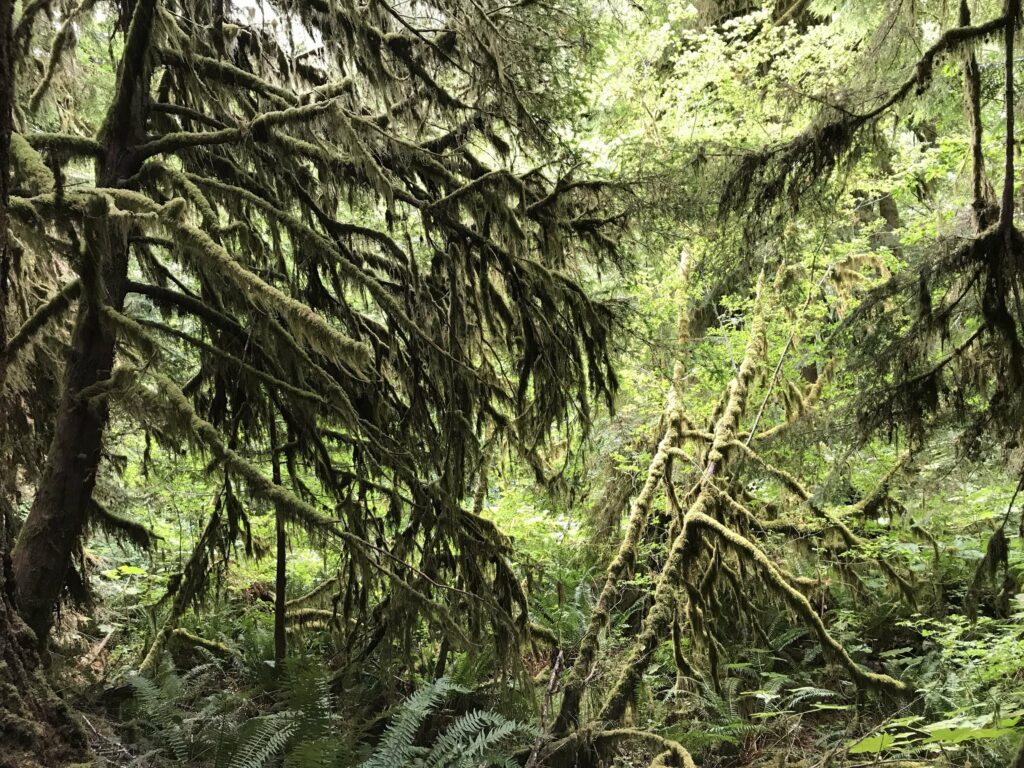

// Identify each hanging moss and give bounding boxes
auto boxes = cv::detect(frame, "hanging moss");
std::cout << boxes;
[966,527,1009,618]
[721,10,1009,220]
[9,0,632,702]
[285,608,338,629]
[8,134,52,195]
[0,278,80,374]
[87,499,157,551]
[160,207,372,372]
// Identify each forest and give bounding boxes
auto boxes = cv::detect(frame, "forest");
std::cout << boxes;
[2,0,1024,766]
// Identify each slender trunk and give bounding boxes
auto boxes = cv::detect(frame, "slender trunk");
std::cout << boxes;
[0,0,12,362]
[270,413,287,665]
[433,636,450,678]
[11,0,157,643]
[962,0,990,228]
[1002,1,1018,232]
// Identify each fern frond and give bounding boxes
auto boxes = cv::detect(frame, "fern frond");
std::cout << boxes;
[128,673,190,762]
[359,678,464,768]
[226,712,298,768]
[429,710,534,767]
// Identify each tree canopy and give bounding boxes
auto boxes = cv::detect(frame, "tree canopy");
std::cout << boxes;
[2,1,1024,767]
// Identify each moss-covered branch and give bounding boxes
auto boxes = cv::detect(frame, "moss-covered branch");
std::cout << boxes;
[597,291,765,722]
[0,278,80,377]
[553,391,684,732]
[137,98,340,160]
[25,132,103,158]
[722,12,1008,216]
[686,507,909,695]
[88,498,157,551]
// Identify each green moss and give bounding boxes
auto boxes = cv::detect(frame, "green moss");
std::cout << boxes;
[10,134,53,195]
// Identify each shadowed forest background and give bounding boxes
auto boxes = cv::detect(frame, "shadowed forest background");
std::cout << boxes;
[2,0,1024,766]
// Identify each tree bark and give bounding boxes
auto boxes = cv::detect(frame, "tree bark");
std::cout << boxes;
[11,0,158,643]
[0,548,85,766]
[270,412,287,665]
[0,0,11,361]
[0,7,87,762]
[11,250,128,639]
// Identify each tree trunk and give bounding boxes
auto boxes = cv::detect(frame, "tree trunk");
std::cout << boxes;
[1,9,86,760]
[0,549,85,767]
[11,246,128,639]
[11,0,157,643]
[0,0,12,364]
[270,413,287,665]
[0,1,45,747]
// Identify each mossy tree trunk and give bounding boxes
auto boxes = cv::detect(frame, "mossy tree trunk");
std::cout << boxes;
[0,548,84,767]
[11,0,158,643]
[0,0,12,379]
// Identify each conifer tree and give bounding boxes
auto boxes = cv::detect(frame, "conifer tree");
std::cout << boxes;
[1,0,625,656]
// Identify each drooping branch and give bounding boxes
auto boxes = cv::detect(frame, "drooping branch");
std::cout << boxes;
[9,0,629,671]
[136,97,344,160]
[27,0,99,111]
[157,48,296,106]
[722,11,1008,217]
[126,281,361,428]
[0,278,80,380]
[137,318,332,411]
[128,372,342,539]
[686,506,908,694]
[87,498,157,551]
[159,207,372,372]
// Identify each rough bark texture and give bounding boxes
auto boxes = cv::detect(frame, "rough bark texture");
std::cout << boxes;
[0,0,12,372]
[11,235,130,639]
[11,0,157,642]
[0,548,85,767]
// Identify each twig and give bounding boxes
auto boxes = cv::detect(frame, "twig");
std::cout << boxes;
[525,650,564,768]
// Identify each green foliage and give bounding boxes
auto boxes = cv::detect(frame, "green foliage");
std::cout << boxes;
[359,678,535,768]
[8,3,1024,768]
[125,660,358,768]
[224,713,297,768]
[127,672,191,763]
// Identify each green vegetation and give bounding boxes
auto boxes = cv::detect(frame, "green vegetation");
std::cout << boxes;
[2,0,1024,766]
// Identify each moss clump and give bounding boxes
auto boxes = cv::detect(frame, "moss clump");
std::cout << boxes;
[9,134,53,195]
